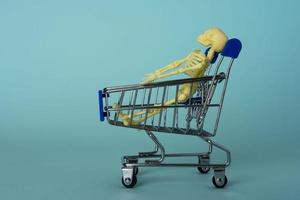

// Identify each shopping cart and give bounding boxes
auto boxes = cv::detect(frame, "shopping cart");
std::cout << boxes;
[98,38,242,188]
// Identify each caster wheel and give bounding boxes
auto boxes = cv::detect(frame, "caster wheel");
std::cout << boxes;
[121,175,137,188]
[133,167,139,175]
[198,155,210,174]
[212,175,228,188]
[197,167,210,174]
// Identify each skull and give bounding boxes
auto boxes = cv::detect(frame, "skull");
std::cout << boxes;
[197,28,228,53]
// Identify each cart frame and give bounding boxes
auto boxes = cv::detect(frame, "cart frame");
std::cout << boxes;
[98,38,242,188]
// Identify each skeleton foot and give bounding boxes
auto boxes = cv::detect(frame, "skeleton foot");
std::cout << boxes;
[118,112,143,126]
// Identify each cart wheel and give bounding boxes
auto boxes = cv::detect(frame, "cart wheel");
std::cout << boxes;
[121,175,137,188]
[212,175,228,188]
[133,167,139,175]
[198,155,210,174]
[197,167,210,174]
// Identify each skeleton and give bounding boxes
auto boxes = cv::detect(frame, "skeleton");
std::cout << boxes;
[117,28,228,126]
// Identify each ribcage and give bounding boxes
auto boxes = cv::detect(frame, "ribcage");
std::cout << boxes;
[185,50,205,68]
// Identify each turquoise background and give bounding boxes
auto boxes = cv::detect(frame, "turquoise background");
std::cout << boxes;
[1,0,299,199]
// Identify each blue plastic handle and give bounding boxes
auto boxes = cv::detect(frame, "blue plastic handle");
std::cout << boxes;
[98,90,105,121]
[221,38,242,59]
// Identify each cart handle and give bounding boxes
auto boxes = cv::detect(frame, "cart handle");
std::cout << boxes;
[221,38,242,59]
[205,38,242,63]
[98,90,108,121]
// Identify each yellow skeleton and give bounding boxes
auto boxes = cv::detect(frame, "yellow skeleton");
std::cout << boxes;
[117,28,228,126]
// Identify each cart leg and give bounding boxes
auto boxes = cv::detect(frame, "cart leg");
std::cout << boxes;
[144,130,165,164]
[197,135,212,155]
[139,144,159,157]
[204,138,230,188]
[208,138,231,166]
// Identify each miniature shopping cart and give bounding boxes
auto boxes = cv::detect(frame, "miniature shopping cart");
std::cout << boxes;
[98,38,242,188]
